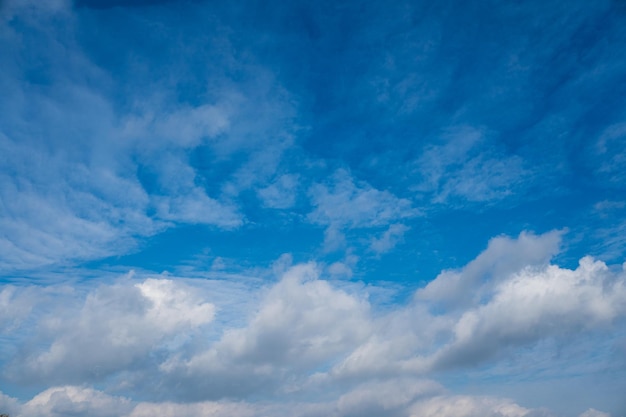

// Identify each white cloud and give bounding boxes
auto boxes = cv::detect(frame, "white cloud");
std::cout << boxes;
[335,378,443,417]
[309,169,417,228]
[257,174,299,209]
[579,409,611,417]
[417,230,563,309]
[8,384,609,417]
[594,122,626,185]
[6,278,214,384]
[153,189,242,228]
[121,103,231,149]
[0,233,624,415]
[0,7,298,270]
[323,302,450,380]
[370,223,409,254]
[323,230,626,382]
[308,169,418,252]
[327,261,354,278]
[135,279,216,332]
[212,263,370,366]
[20,386,133,417]
[407,395,535,417]
[127,400,258,417]
[0,130,159,270]
[414,126,531,204]
[0,285,38,331]
[160,263,371,399]
[430,256,626,370]
[593,200,625,214]
[0,390,20,417]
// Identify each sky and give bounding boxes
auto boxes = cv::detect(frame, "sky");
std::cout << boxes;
[0,0,625,416]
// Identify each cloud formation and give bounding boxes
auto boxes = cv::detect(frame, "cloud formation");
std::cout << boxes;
[0,2,297,270]
[5,278,215,385]
[1,232,624,416]
[2,0,626,416]
[0,385,612,417]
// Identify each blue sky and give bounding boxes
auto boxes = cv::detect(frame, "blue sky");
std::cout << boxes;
[1,0,625,416]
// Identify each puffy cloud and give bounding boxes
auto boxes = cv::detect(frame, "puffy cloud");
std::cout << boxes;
[407,395,536,417]
[431,256,626,370]
[127,400,258,417]
[20,386,133,417]
[8,384,607,417]
[335,378,443,417]
[325,230,626,381]
[6,278,214,385]
[0,390,20,417]
[579,409,611,417]
[327,253,359,279]
[0,232,624,415]
[322,302,450,380]
[417,230,563,309]
[161,263,371,399]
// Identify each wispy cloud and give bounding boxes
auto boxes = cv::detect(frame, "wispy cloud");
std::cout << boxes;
[0,3,298,270]
[1,0,626,415]
[412,126,532,205]
[308,169,418,251]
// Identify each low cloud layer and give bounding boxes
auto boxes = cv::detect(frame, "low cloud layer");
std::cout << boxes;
[1,232,624,416]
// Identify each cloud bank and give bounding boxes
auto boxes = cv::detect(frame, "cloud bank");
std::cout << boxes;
[1,232,624,415]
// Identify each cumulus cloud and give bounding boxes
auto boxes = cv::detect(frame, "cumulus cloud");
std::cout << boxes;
[0,390,20,417]
[20,386,133,417]
[5,278,215,385]
[335,378,443,417]
[430,256,626,370]
[417,230,563,309]
[160,263,371,399]
[579,409,611,417]
[0,232,624,416]
[2,1,625,416]
[407,395,536,417]
[322,230,626,383]
[6,384,611,417]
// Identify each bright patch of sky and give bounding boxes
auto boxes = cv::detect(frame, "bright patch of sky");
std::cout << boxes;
[1,0,626,416]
